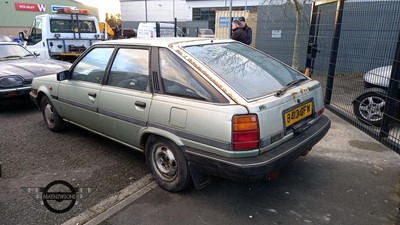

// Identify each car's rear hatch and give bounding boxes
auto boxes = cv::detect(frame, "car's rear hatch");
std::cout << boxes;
[181,40,326,154]
[245,80,325,153]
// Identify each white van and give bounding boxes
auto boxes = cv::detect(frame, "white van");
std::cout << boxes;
[137,22,185,38]
[19,8,102,61]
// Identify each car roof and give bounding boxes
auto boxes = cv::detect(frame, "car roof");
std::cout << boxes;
[94,37,232,48]
[0,41,18,45]
[0,35,14,42]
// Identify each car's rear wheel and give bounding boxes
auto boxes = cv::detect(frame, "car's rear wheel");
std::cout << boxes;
[353,91,386,126]
[41,95,65,132]
[145,136,192,192]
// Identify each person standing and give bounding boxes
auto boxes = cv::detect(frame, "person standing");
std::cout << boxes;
[231,20,247,44]
[238,16,252,45]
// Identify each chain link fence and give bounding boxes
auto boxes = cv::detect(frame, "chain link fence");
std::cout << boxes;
[255,0,400,153]
[306,0,400,153]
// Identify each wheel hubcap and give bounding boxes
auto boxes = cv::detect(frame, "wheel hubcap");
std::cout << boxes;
[359,96,385,122]
[154,145,177,180]
[44,103,55,126]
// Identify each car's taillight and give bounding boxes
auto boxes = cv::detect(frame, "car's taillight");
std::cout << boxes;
[317,108,324,116]
[232,115,259,151]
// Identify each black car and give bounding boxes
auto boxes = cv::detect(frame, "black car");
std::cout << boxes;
[0,42,70,99]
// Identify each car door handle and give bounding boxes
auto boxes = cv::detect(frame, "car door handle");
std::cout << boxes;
[135,101,146,108]
[88,92,97,97]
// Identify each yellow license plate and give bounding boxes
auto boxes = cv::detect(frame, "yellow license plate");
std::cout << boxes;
[284,102,313,127]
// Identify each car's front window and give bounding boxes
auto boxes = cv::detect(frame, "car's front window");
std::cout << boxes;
[184,42,306,99]
[71,47,114,83]
[0,44,34,59]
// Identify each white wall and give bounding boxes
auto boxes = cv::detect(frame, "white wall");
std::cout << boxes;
[187,0,262,8]
[121,0,264,22]
[121,1,188,22]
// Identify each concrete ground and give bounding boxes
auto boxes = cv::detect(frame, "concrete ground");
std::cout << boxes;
[68,110,400,225]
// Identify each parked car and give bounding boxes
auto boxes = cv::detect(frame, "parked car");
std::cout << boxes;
[197,28,215,38]
[30,38,330,192]
[121,28,137,38]
[353,65,391,126]
[137,22,186,38]
[0,35,13,42]
[0,42,71,99]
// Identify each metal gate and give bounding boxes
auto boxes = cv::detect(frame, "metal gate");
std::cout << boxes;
[305,0,400,153]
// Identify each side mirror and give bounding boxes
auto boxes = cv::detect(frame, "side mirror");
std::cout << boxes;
[57,70,70,81]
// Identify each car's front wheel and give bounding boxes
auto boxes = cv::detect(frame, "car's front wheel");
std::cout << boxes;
[145,136,192,192]
[353,91,386,126]
[40,95,65,132]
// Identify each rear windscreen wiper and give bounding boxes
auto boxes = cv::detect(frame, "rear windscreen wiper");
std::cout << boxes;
[275,78,309,97]
[0,55,22,60]
[22,54,34,58]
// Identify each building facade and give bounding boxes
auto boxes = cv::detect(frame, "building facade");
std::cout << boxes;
[120,0,260,34]
[119,0,311,66]
[0,0,98,38]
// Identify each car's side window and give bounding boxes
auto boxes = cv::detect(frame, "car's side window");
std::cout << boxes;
[71,47,114,83]
[158,48,212,101]
[107,48,149,91]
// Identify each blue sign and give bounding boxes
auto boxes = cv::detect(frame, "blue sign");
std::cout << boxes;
[219,17,229,27]
[51,5,76,12]
[219,16,240,27]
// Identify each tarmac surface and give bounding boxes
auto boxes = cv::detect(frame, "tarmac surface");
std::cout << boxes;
[63,110,400,225]
[0,100,148,225]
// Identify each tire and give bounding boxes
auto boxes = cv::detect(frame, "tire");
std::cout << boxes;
[145,136,192,192]
[40,95,65,132]
[353,91,386,126]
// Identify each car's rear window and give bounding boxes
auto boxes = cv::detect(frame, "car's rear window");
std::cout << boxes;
[183,42,306,99]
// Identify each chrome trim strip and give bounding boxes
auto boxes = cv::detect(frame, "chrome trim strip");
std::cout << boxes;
[148,122,231,150]
[98,108,148,127]
[0,86,31,93]
[260,132,293,154]
[65,120,144,153]
[58,97,97,112]
[185,118,330,168]
[259,116,321,154]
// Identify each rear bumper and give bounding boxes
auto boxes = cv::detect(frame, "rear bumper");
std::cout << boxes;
[184,115,331,182]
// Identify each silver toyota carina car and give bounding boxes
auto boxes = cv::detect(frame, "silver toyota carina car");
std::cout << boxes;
[0,42,70,99]
[30,38,330,192]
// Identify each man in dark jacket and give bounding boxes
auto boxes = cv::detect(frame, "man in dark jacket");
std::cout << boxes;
[238,16,252,45]
[231,20,247,44]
